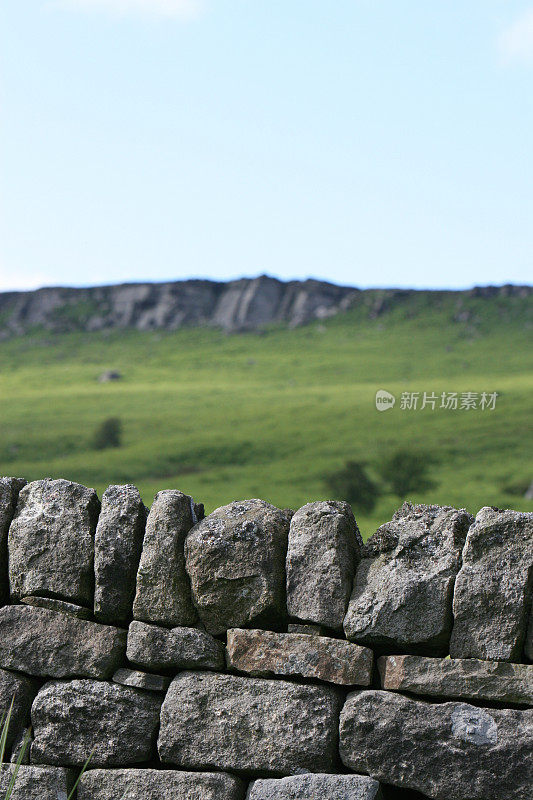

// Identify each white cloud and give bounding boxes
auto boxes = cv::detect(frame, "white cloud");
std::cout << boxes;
[498,9,533,63]
[53,0,205,20]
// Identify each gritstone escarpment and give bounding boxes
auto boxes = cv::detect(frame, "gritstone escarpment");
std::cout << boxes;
[0,275,530,337]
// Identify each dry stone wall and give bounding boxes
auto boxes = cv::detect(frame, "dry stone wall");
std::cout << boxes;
[0,476,531,800]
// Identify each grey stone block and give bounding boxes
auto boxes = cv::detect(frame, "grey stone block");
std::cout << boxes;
[287,501,363,631]
[339,689,533,800]
[378,654,533,706]
[0,604,126,679]
[31,679,162,767]
[450,507,533,661]
[127,620,224,672]
[344,503,472,653]
[0,765,74,799]
[8,479,99,606]
[185,500,291,635]
[94,484,146,625]
[0,477,26,605]
[78,768,246,800]
[247,774,383,800]
[133,490,199,627]
[21,595,93,620]
[0,668,36,754]
[112,668,170,692]
[158,671,340,776]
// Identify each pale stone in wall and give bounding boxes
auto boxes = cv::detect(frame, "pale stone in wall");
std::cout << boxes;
[450,507,533,661]
[185,500,291,635]
[8,479,99,606]
[344,503,472,653]
[133,490,201,627]
[286,500,363,631]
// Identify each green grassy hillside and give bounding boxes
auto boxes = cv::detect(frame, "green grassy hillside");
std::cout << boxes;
[0,293,531,539]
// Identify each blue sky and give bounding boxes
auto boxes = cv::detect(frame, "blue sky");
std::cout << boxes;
[1,1,533,292]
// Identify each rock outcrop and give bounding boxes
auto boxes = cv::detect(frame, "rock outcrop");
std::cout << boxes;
[1,277,529,338]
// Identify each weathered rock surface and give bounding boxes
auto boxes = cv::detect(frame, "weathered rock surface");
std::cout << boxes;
[247,774,382,800]
[344,503,472,653]
[133,490,200,627]
[0,668,36,753]
[94,484,146,625]
[0,605,126,679]
[78,768,245,800]
[450,507,533,661]
[21,595,93,619]
[378,654,533,706]
[127,620,224,672]
[112,668,170,692]
[287,501,362,631]
[158,671,340,775]
[0,765,74,799]
[339,689,533,800]
[185,500,292,635]
[8,479,99,606]
[31,679,162,767]
[0,477,25,605]
[226,628,373,686]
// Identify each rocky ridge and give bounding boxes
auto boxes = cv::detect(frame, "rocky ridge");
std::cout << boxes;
[0,276,530,336]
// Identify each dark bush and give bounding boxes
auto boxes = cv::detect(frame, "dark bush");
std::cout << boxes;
[378,449,437,498]
[92,417,122,450]
[324,460,381,512]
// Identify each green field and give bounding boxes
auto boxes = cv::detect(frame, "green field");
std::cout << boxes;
[0,292,531,540]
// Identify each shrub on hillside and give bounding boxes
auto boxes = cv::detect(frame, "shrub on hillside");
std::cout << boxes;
[324,460,381,512]
[377,449,436,498]
[92,417,122,450]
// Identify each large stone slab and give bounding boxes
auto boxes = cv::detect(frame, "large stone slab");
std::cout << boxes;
[94,484,146,625]
[185,500,292,634]
[0,765,74,799]
[378,654,533,706]
[0,604,126,679]
[339,689,533,800]
[133,490,200,627]
[8,479,100,606]
[127,620,224,672]
[0,668,36,753]
[158,671,340,775]
[78,768,245,800]
[0,477,26,605]
[344,503,472,653]
[450,507,533,661]
[31,679,162,767]
[286,500,363,631]
[226,628,373,686]
[247,774,382,800]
